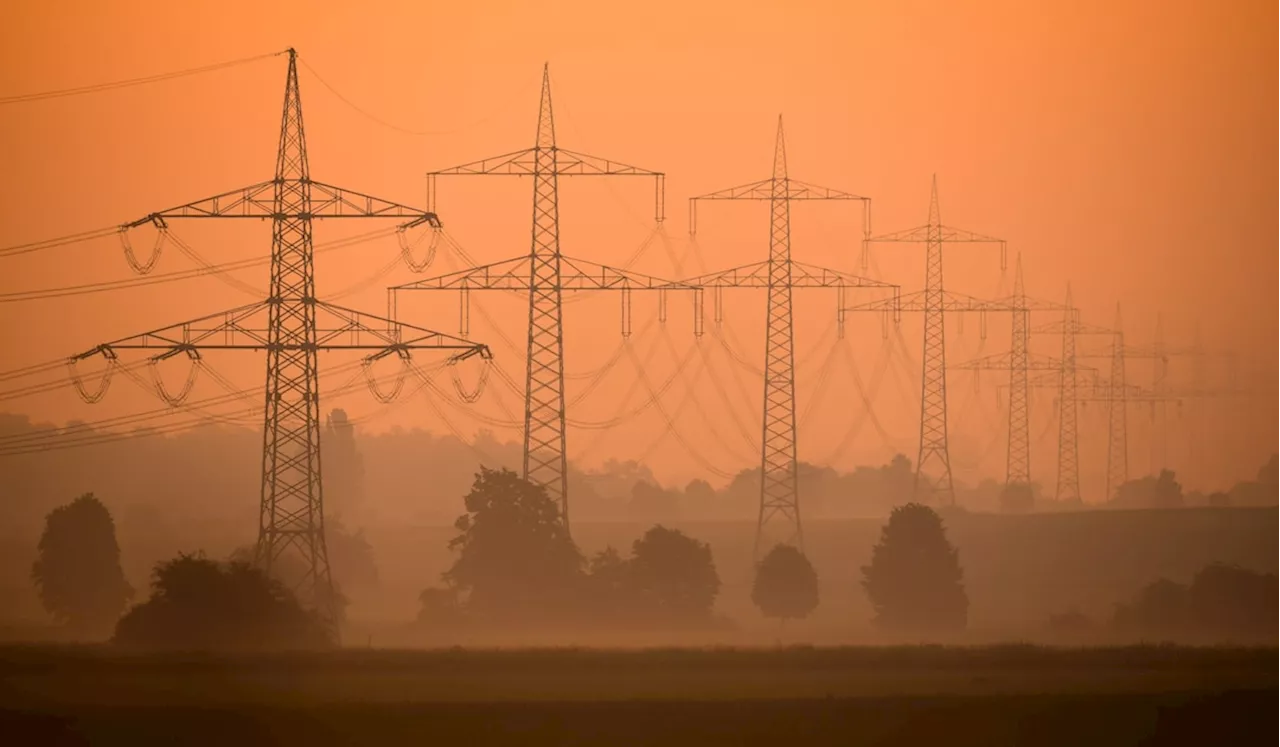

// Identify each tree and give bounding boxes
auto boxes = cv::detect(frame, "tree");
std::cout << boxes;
[444,467,584,622]
[1113,578,1190,636]
[751,544,819,626]
[584,545,635,622]
[1151,469,1183,509]
[1111,469,1184,510]
[860,503,968,633]
[999,482,1035,513]
[628,525,721,624]
[31,493,133,636]
[114,553,330,650]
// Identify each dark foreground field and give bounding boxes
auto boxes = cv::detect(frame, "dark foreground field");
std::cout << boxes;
[0,645,1274,746]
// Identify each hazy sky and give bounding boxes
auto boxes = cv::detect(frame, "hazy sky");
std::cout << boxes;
[0,0,1274,495]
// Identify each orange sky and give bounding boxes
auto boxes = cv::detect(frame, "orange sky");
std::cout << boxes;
[0,0,1275,496]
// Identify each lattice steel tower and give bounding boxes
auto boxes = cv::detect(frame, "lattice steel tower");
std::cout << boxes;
[684,116,890,557]
[397,65,668,527]
[1006,254,1031,486]
[864,177,1005,505]
[1105,304,1128,500]
[1056,286,1081,503]
[71,50,488,627]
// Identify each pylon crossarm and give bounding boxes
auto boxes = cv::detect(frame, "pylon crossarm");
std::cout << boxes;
[553,148,663,177]
[391,255,531,292]
[690,178,773,201]
[679,260,772,288]
[308,181,440,224]
[784,179,871,201]
[790,261,895,289]
[123,182,276,224]
[123,179,439,226]
[560,256,694,291]
[982,293,1072,313]
[428,148,539,176]
[867,222,1004,245]
[76,301,272,354]
[427,147,660,179]
[313,301,489,355]
[1031,319,1114,336]
[843,289,994,314]
[966,352,1084,371]
[73,300,488,357]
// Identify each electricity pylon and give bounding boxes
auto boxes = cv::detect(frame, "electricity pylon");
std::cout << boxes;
[950,255,1071,491]
[69,49,489,627]
[1027,286,1115,503]
[391,65,681,528]
[681,116,895,558]
[860,177,1005,506]
[1074,307,1220,497]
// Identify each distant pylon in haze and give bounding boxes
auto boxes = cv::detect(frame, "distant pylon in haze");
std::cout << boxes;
[394,65,675,529]
[1007,254,1031,487]
[1056,285,1081,503]
[1106,303,1129,501]
[863,177,1005,506]
[683,116,892,557]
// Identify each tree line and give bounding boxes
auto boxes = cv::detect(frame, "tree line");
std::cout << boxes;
[30,473,980,649]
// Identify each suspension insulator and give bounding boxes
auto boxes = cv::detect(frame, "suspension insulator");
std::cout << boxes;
[397,226,440,273]
[66,352,117,404]
[149,351,201,406]
[450,358,490,404]
[119,223,167,275]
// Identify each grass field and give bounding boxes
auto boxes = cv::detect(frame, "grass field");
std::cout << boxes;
[1,645,1274,745]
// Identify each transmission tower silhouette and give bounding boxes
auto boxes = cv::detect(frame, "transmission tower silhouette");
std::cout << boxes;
[69,49,489,626]
[682,116,894,557]
[860,177,1005,506]
[949,254,1070,491]
[391,65,683,528]
[1072,307,1217,498]
[1022,286,1117,503]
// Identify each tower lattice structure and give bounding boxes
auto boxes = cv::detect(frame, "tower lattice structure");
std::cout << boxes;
[682,116,895,557]
[70,49,489,627]
[860,177,1005,506]
[947,254,1071,491]
[392,65,684,529]
[1072,308,1220,498]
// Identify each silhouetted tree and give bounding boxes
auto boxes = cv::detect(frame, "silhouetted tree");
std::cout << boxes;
[227,543,351,625]
[999,482,1035,513]
[444,467,584,622]
[1110,564,1276,642]
[628,525,720,624]
[1111,469,1183,510]
[1186,563,1277,640]
[751,544,819,626]
[1113,577,1190,636]
[585,545,635,622]
[861,503,968,632]
[114,553,330,650]
[31,493,133,636]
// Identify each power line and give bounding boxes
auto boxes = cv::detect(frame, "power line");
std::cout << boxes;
[0,225,402,302]
[0,50,285,106]
[297,57,499,137]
